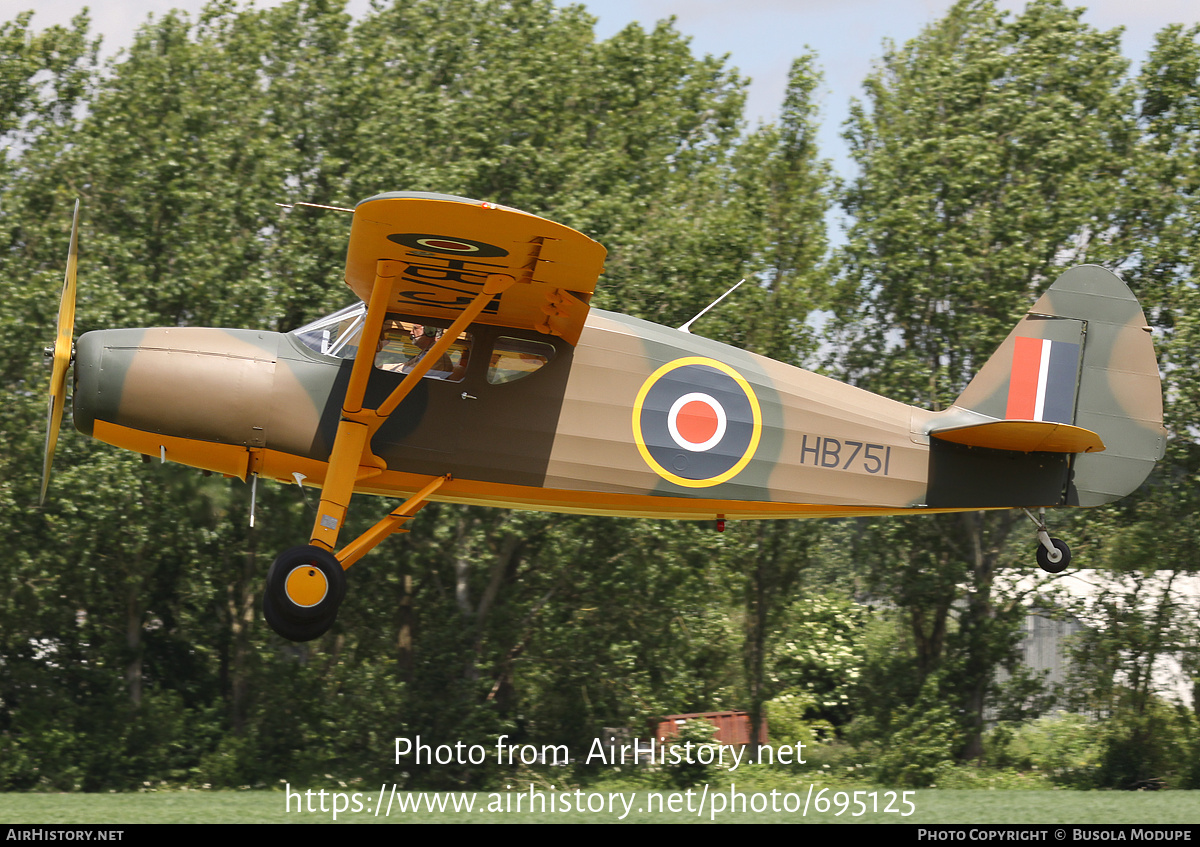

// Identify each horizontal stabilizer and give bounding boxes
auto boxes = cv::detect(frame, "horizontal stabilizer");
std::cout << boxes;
[931,420,1105,454]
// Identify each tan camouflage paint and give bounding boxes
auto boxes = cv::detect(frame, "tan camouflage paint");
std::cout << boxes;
[72,264,1165,523]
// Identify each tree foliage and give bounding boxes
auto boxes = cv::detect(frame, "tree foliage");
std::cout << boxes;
[831,0,1154,765]
[0,0,833,789]
[1,0,1198,792]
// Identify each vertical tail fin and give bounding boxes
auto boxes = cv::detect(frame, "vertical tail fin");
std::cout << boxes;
[952,265,1165,506]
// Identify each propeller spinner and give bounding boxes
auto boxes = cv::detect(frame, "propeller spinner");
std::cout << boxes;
[40,200,80,505]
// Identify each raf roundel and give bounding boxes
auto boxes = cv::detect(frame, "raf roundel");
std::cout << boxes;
[632,357,763,488]
[387,232,510,258]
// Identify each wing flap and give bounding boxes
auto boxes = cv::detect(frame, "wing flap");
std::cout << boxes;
[344,193,605,345]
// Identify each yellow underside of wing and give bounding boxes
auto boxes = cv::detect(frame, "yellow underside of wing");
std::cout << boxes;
[344,194,606,345]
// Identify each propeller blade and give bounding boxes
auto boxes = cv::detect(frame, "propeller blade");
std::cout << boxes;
[40,200,80,505]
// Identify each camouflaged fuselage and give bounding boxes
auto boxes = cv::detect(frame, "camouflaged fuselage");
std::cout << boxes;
[71,265,1165,520]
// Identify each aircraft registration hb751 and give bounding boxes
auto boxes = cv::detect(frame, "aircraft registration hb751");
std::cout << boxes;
[42,192,1166,641]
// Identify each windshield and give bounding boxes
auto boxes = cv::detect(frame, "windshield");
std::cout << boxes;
[292,303,366,358]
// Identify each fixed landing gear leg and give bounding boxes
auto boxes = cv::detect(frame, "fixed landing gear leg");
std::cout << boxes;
[262,475,450,642]
[1023,508,1071,574]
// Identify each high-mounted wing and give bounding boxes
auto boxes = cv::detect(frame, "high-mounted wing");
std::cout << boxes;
[344,191,606,346]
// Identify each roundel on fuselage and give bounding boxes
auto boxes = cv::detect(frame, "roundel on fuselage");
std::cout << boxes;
[632,357,762,488]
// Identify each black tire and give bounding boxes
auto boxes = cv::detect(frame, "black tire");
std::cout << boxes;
[265,545,346,624]
[1036,538,1071,574]
[263,591,337,642]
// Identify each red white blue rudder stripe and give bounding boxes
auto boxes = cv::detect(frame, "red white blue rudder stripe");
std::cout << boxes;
[1005,336,1081,424]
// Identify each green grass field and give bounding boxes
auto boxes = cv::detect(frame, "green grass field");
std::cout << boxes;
[3,789,1200,824]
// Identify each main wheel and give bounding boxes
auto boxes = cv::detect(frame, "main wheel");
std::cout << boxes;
[1036,538,1071,574]
[265,545,346,625]
[263,591,337,642]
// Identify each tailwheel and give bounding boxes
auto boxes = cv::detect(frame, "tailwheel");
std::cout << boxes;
[1035,538,1071,574]
[264,545,346,641]
[1023,508,1071,574]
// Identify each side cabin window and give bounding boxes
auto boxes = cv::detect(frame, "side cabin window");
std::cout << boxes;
[374,319,471,383]
[487,337,556,384]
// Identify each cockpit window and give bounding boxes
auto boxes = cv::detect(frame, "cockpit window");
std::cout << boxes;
[375,320,471,383]
[292,305,472,383]
[487,337,556,384]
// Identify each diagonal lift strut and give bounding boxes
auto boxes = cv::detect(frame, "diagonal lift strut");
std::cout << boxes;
[307,258,515,557]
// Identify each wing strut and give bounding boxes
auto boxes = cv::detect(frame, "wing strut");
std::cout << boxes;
[335,473,451,569]
[308,259,515,553]
[355,271,516,439]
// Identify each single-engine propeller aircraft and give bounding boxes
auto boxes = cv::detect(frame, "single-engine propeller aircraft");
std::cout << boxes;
[42,193,1166,641]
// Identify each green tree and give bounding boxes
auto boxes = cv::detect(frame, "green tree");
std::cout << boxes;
[769,590,867,726]
[0,0,835,789]
[833,0,1133,760]
[1053,22,1200,784]
[1061,569,1200,787]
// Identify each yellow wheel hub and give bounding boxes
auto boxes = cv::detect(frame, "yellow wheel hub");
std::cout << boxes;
[284,566,329,607]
